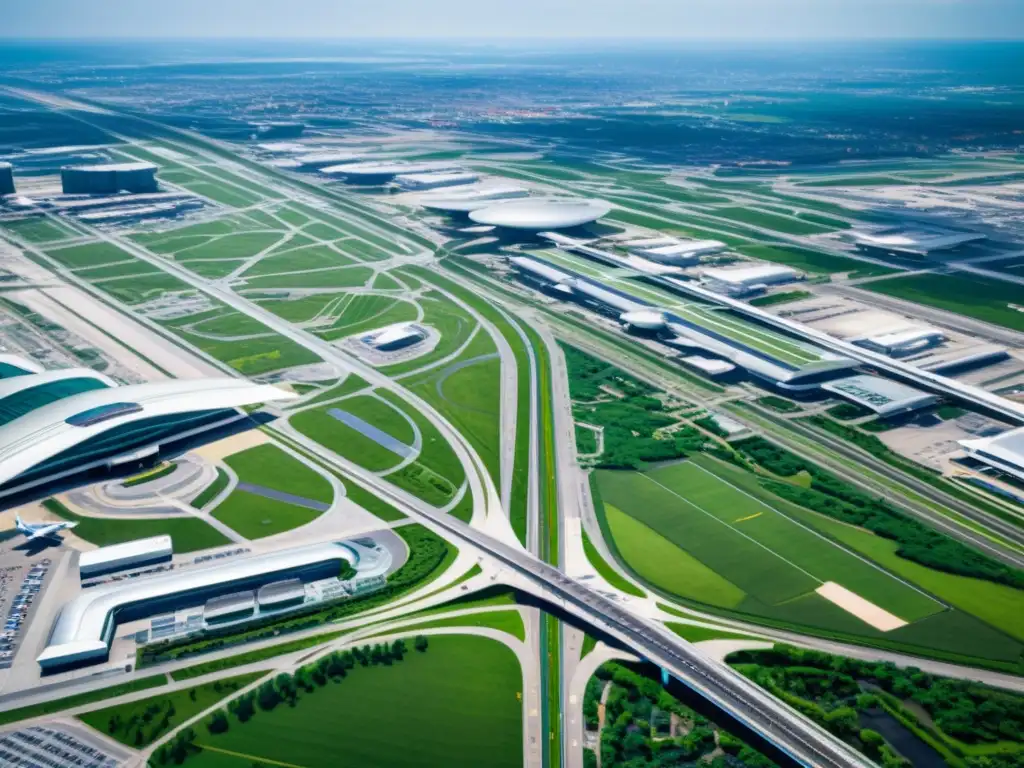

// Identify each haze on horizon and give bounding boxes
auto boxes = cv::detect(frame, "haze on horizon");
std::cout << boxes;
[3,0,1024,41]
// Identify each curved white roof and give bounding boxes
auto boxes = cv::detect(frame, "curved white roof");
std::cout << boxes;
[39,539,391,666]
[0,378,295,491]
[420,185,529,212]
[0,354,44,376]
[620,310,667,331]
[330,161,461,178]
[469,198,611,230]
[961,426,1024,481]
[0,368,113,401]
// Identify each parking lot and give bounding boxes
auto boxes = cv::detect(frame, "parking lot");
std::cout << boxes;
[0,557,54,671]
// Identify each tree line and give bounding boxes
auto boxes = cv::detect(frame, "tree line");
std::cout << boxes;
[152,636,430,765]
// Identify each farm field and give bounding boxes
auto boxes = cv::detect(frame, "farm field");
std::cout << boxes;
[182,636,521,768]
[862,271,1024,332]
[596,459,942,623]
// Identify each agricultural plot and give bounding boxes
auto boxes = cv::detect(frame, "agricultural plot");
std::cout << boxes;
[597,459,942,624]
[862,271,1024,332]
[180,636,521,768]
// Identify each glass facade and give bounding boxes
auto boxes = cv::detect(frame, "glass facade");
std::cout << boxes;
[0,378,110,427]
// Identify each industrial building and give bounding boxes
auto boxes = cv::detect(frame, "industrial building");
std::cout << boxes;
[395,171,479,191]
[60,163,158,195]
[509,255,855,389]
[79,536,173,580]
[364,323,426,352]
[629,238,727,266]
[847,226,986,257]
[0,162,14,195]
[420,185,529,212]
[853,326,947,358]
[700,264,801,297]
[37,539,392,671]
[821,375,939,418]
[960,427,1024,484]
[470,198,611,231]
[0,375,295,504]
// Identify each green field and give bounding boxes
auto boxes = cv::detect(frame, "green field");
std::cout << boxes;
[862,272,1024,332]
[0,675,166,727]
[290,394,414,471]
[45,498,229,553]
[242,244,355,276]
[596,460,942,623]
[211,490,323,539]
[737,243,898,278]
[398,610,526,642]
[98,272,194,305]
[46,242,135,269]
[713,206,835,235]
[243,266,373,290]
[581,527,645,598]
[182,636,521,768]
[407,331,502,485]
[79,672,264,748]
[75,261,163,280]
[223,444,333,503]
[169,232,282,261]
[2,217,77,243]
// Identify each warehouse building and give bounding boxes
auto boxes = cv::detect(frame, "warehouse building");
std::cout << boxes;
[0,162,14,195]
[700,264,801,297]
[37,538,392,671]
[395,171,479,191]
[960,427,1024,484]
[79,536,173,580]
[61,163,159,195]
[821,375,939,418]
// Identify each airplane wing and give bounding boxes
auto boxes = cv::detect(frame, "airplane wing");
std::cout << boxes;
[28,524,69,540]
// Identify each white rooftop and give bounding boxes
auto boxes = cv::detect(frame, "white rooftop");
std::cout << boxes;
[849,227,986,254]
[821,374,938,416]
[701,264,799,285]
[961,426,1024,481]
[62,162,157,173]
[79,536,172,570]
[470,198,611,230]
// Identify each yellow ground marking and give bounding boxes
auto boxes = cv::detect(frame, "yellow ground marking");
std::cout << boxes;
[124,462,171,484]
[196,744,307,768]
[733,512,763,524]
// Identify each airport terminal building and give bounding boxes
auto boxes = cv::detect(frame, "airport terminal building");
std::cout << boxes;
[0,365,294,506]
[38,539,392,671]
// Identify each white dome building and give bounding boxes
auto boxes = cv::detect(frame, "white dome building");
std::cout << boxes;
[469,198,611,231]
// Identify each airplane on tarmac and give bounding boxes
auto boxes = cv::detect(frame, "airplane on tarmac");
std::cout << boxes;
[15,516,77,542]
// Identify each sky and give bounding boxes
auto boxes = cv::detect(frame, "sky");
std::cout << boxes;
[3,0,1024,40]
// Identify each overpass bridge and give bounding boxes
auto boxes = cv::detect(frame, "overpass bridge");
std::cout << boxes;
[406,501,874,768]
